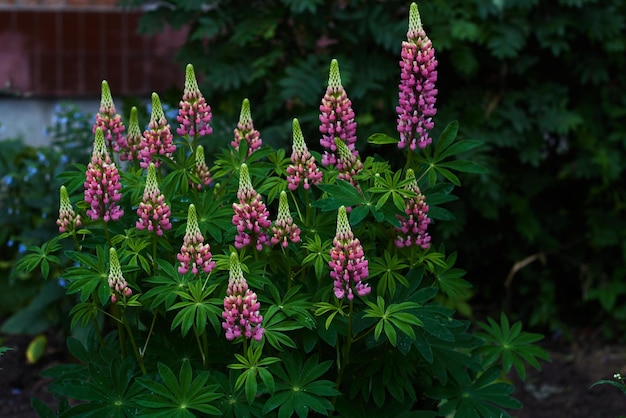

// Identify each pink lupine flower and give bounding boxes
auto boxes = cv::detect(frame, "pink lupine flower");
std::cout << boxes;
[84,128,124,222]
[177,64,213,138]
[232,99,261,157]
[397,2,438,150]
[232,163,271,251]
[139,93,176,169]
[190,145,213,190]
[319,59,358,167]
[108,247,132,304]
[93,80,127,154]
[329,206,370,300]
[222,252,264,341]
[395,168,431,249]
[136,163,172,236]
[56,185,81,233]
[286,118,322,191]
[335,137,363,187]
[120,107,142,162]
[177,204,215,275]
[271,191,301,248]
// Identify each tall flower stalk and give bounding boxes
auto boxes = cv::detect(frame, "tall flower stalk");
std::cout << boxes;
[395,168,431,249]
[271,191,301,248]
[120,106,142,164]
[232,98,262,157]
[177,204,215,275]
[190,145,213,190]
[286,118,322,191]
[222,252,264,342]
[329,206,370,300]
[397,2,438,151]
[84,128,124,223]
[335,137,363,187]
[56,185,81,234]
[232,163,271,251]
[140,93,176,169]
[136,163,172,237]
[93,80,126,155]
[319,59,358,167]
[177,63,213,150]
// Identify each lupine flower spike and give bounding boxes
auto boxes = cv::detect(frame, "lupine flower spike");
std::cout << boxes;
[120,106,142,162]
[136,163,172,236]
[177,63,213,139]
[395,169,431,249]
[84,128,124,222]
[177,204,215,275]
[140,93,176,168]
[397,2,438,150]
[232,98,262,157]
[286,118,322,191]
[93,80,127,154]
[319,59,358,167]
[271,191,301,248]
[108,247,132,303]
[335,137,363,187]
[222,252,264,341]
[56,185,81,233]
[329,206,370,300]
[190,145,213,190]
[232,163,271,250]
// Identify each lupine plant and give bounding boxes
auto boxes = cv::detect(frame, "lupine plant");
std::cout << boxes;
[19,4,549,417]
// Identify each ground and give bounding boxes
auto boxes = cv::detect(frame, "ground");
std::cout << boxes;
[0,328,625,417]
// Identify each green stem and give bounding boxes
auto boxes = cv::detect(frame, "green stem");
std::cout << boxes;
[103,221,112,248]
[111,303,126,358]
[404,149,413,172]
[89,291,105,347]
[193,322,207,367]
[121,309,147,375]
[332,299,354,406]
[152,232,158,274]
[283,246,293,290]
[202,330,209,370]
[415,163,434,184]
[140,310,158,357]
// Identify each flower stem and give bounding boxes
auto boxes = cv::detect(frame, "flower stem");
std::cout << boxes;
[333,299,354,406]
[121,309,147,375]
[192,322,207,367]
[103,221,112,248]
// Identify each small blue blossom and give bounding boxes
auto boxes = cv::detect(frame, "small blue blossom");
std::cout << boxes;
[7,239,13,247]
[18,243,27,253]
[2,175,12,186]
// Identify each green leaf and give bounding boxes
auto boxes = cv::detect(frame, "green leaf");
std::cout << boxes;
[367,133,399,145]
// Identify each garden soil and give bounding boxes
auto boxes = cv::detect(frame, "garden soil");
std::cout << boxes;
[0,327,624,417]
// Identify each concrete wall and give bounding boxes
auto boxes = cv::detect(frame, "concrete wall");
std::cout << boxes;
[0,98,99,146]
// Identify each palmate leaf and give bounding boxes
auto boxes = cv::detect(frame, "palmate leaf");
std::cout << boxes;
[48,356,145,417]
[169,281,222,336]
[136,360,223,416]
[475,313,551,381]
[427,367,522,418]
[264,353,340,418]
[228,344,281,405]
[363,297,423,347]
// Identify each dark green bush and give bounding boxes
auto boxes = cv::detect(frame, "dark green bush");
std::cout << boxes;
[124,0,626,336]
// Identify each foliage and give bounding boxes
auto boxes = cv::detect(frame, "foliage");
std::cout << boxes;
[123,0,626,336]
[591,372,626,398]
[23,4,551,417]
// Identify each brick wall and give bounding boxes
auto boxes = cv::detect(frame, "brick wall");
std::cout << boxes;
[0,2,187,97]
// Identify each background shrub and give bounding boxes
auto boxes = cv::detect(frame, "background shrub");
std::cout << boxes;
[125,0,626,336]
